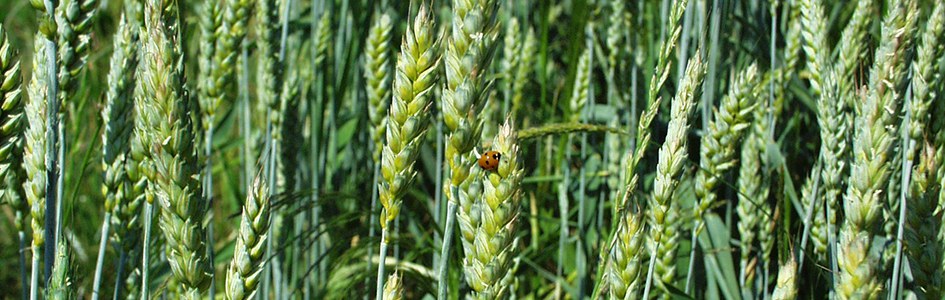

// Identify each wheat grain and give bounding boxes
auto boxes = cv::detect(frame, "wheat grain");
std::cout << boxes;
[278,58,302,192]
[736,108,770,295]
[94,12,141,298]
[500,17,520,114]
[439,0,500,298]
[620,0,689,217]
[607,208,645,300]
[799,0,844,265]
[569,46,590,122]
[103,11,140,251]
[510,27,535,120]
[46,242,75,299]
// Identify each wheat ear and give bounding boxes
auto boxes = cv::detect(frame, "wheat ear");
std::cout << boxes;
[459,119,524,299]
[837,0,917,297]
[382,272,403,300]
[224,173,272,300]
[438,0,500,298]
[376,5,439,298]
[24,37,50,300]
[901,1,944,297]
[642,54,705,300]
[137,0,210,296]
[93,12,140,299]
[364,12,393,164]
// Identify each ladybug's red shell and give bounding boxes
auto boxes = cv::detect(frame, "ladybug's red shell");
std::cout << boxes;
[478,151,502,171]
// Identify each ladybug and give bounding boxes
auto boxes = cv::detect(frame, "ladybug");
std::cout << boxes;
[478,151,502,171]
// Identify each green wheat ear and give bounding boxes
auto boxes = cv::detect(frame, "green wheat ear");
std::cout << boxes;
[459,118,524,299]
[644,53,705,299]
[25,35,50,281]
[56,0,98,105]
[225,173,271,300]
[103,11,142,253]
[46,242,76,299]
[137,0,209,296]
[0,24,25,229]
[382,272,404,300]
[376,4,440,297]
[364,12,393,163]
[838,0,917,297]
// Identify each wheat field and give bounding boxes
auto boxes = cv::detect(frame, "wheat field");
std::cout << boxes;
[0,0,943,299]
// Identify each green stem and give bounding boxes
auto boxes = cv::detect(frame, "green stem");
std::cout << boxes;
[890,86,915,300]
[557,150,571,299]
[436,192,459,300]
[141,202,153,300]
[366,163,379,299]
[376,228,389,300]
[796,167,821,274]
[112,249,127,300]
[42,0,59,282]
[92,212,112,300]
[30,246,39,300]
[18,227,27,300]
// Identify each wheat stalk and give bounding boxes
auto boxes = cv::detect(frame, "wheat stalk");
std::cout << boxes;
[136,0,210,296]
[377,5,439,298]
